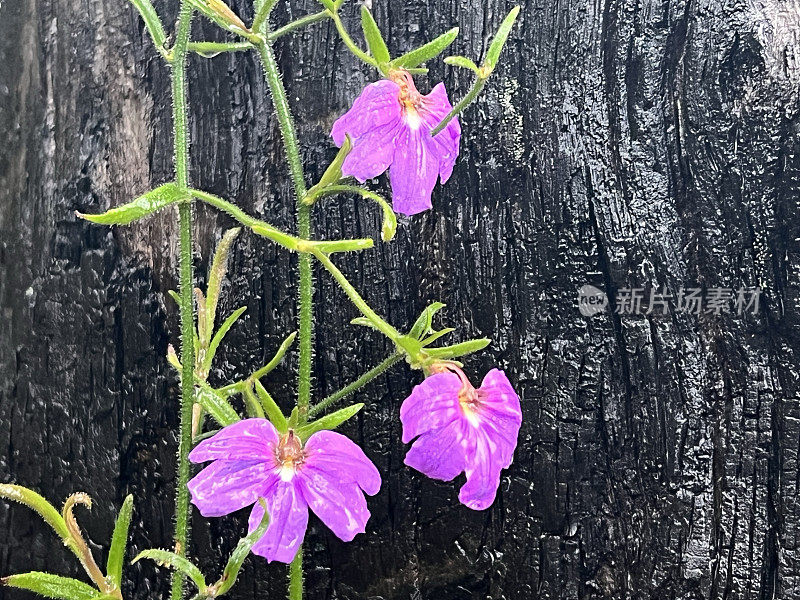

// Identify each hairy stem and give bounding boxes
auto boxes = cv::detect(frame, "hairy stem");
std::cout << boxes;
[255,41,313,422]
[431,77,486,136]
[310,249,403,343]
[309,352,403,417]
[255,37,311,600]
[288,548,303,600]
[331,11,377,67]
[171,3,195,600]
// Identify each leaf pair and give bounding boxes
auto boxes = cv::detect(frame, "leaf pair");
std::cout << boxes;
[360,6,458,73]
[0,486,133,600]
[397,303,490,369]
[133,500,270,599]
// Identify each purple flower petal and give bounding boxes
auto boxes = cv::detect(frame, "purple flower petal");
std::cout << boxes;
[249,481,309,564]
[404,418,475,482]
[303,430,381,495]
[188,460,280,517]
[296,466,372,542]
[388,126,441,215]
[189,418,279,463]
[340,119,403,182]
[400,372,462,444]
[331,80,402,146]
[458,429,506,510]
[420,83,461,183]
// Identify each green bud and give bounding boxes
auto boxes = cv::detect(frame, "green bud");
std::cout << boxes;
[425,337,491,359]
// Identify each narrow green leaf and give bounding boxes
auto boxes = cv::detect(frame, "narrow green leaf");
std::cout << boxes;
[128,0,168,54]
[251,331,298,380]
[196,384,241,426]
[425,338,491,359]
[307,136,352,200]
[295,404,363,438]
[205,228,241,344]
[203,306,247,373]
[351,316,380,331]
[392,27,459,68]
[241,383,267,419]
[0,485,72,549]
[444,55,480,74]
[2,572,99,600]
[360,7,390,65]
[106,495,134,588]
[253,380,288,433]
[483,6,520,73]
[409,302,446,340]
[213,500,270,596]
[76,183,186,226]
[132,550,207,592]
[420,327,455,346]
[319,0,336,11]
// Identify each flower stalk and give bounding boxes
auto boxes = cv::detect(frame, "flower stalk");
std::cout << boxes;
[171,2,196,599]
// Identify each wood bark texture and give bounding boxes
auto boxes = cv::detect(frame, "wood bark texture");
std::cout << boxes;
[1,0,799,598]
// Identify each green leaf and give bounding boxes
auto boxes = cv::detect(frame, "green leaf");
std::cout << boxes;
[425,338,491,359]
[205,228,241,345]
[196,384,241,426]
[295,404,363,438]
[351,316,380,331]
[212,500,270,596]
[306,136,352,201]
[251,331,298,380]
[106,495,134,588]
[420,327,455,346]
[408,302,446,340]
[128,0,168,53]
[253,380,288,433]
[392,27,459,68]
[132,550,207,593]
[483,6,520,74]
[360,6,390,65]
[444,55,480,74]
[0,485,73,549]
[76,183,186,226]
[319,0,336,11]
[203,306,247,373]
[2,573,99,600]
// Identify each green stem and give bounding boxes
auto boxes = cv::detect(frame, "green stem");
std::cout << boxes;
[330,12,378,67]
[310,249,403,343]
[309,352,402,417]
[431,77,486,137]
[171,3,195,600]
[255,41,313,423]
[269,10,330,40]
[188,41,252,56]
[288,548,303,600]
[188,188,373,253]
[255,37,311,600]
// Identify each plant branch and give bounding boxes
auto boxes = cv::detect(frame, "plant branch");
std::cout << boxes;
[309,352,402,417]
[170,3,195,600]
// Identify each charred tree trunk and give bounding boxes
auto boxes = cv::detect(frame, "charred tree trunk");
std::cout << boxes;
[2,0,800,598]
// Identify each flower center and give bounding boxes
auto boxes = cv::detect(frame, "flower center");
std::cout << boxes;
[389,69,424,130]
[458,385,482,427]
[275,430,305,481]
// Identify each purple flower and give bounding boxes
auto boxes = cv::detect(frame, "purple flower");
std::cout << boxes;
[400,366,522,510]
[331,70,461,216]
[187,419,381,563]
